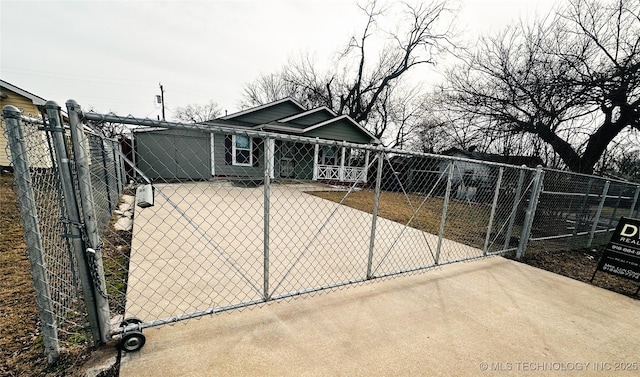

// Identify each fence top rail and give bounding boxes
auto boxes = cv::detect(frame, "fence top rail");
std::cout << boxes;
[77,103,540,173]
[2,105,45,125]
[20,115,45,125]
[3,104,121,143]
[542,166,640,188]
[540,190,633,200]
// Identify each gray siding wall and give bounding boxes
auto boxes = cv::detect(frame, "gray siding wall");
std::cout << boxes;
[212,132,264,177]
[135,129,210,180]
[303,119,372,144]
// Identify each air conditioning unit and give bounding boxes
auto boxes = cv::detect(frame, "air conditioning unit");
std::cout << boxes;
[136,184,154,208]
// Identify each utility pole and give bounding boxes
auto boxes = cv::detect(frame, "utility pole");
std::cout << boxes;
[158,82,165,121]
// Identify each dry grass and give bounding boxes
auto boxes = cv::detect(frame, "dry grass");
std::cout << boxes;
[0,174,97,377]
[310,189,494,249]
[310,188,639,299]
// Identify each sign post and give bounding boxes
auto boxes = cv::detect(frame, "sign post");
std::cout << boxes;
[592,217,640,295]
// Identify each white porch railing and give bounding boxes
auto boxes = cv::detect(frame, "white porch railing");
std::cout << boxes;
[316,165,366,182]
[344,166,366,182]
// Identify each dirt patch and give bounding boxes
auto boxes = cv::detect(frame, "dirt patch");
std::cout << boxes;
[517,245,640,298]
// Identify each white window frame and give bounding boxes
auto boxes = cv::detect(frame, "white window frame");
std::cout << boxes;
[232,134,253,166]
[321,145,338,166]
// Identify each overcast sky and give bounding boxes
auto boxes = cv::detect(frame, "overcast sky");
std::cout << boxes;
[1,0,560,120]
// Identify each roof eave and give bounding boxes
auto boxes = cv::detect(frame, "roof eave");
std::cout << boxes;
[0,79,47,106]
[219,97,306,120]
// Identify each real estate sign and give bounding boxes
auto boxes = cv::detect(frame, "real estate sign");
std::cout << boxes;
[596,217,640,282]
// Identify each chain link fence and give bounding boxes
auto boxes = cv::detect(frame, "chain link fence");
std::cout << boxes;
[3,110,84,361]
[3,100,640,362]
[529,169,640,251]
[3,102,125,361]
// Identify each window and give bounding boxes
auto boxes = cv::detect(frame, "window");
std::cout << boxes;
[280,141,294,158]
[233,135,252,166]
[321,145,337,165]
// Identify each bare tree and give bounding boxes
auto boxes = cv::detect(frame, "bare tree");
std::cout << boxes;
[241,0,458,145]
[83,106,129,138]
[445,0,640,174]
[612,149,640,181]
[411,111,484,153]
[173,100,222,123]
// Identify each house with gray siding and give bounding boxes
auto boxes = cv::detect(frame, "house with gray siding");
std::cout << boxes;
[133,98,379,182]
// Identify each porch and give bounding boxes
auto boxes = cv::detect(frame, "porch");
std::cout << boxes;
[311,142,370,183]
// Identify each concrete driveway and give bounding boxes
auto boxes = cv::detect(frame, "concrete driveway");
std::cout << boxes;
[120,256,640,376]
[124,181,482,321]
[120,181,640,376]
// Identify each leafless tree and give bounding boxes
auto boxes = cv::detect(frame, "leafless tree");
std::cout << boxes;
[444,0,640,174]
[411,111,484,153]
[173,100,222,123]
[241,0,458,145]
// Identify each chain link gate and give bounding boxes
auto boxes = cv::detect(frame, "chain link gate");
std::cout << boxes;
[3,102,124,360]
[4,100,640,360]
[71,105,549,352]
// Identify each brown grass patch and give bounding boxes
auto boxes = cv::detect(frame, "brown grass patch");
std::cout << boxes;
[310,188,639,298]
[310,189,493,249]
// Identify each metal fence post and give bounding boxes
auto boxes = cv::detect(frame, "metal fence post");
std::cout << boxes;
[587,180,610,247]
[516,166,544,260]
[66,100,112,342]
[483,167,503,255]
[263,137,272,300]
[111,140,123,196]
[504,168,525,251]
[99,139,114,213]
[573,178,594,237]
[45,101,103,345]
[435,160,455,264]
[339,144,346,181]
[367,152,384,278]
[3,105,60,362]
[629,186,640,218]
[606,188,622,231]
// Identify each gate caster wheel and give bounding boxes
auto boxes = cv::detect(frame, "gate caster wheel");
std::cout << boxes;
[120,317,143,327]
[120,330,146,352]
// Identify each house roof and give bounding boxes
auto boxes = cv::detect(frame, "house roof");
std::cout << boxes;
[277,106,337,123]
[0,79,47,106]
[303,114,378,141]
[206,98,380,144]
[441,147,544,168]
[221,97,306,120]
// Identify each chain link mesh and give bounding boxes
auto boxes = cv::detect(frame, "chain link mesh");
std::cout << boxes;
[5,106,640,360]
[3,115,89,351]
[529,169,640,250]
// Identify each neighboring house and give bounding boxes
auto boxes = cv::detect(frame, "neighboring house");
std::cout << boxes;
[0,80,49,169]
[439,147,544,201]
[386,147,544,201]
[134,98,380,182]
[441,147,543,169]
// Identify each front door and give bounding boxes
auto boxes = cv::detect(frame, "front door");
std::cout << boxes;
[280,158,295,178]
[279,141,296,178]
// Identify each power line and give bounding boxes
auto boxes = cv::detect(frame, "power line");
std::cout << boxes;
[2,67,155,88]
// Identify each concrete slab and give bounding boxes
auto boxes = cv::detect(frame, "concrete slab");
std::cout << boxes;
[121,181,640,376]
[125,182,481,321]
[120,257,640,376]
